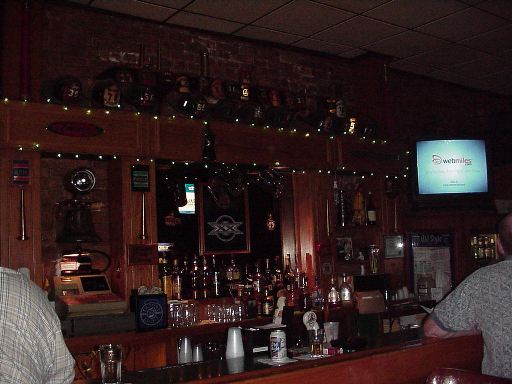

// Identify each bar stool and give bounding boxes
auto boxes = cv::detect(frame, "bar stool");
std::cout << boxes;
[425,368,512,384]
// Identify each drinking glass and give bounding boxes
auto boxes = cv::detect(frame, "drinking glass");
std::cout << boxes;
[98,344,122,384]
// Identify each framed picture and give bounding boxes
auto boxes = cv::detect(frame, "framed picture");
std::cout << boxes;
[336,237,353,261]
[199,183,250,255]
[406,232,453,302]
[384,235,404,259]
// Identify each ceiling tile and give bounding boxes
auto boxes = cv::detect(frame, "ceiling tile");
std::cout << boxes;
[364,0,466,28]
[254,0,354,36]
[416,7,508,42]
[364,31,448,58]
[167,12,243,33]
[338,48,367,58]
[481,70,512,87]
[460,25,512,56]
[293,38,353,54]
[389,60,437,76]
[449,54,512,79]
[457,0,487,4]
[143,0,191,8]
[407,44,489,69]
[184,0,289,24]
[313,0,390,14]
[428,69,471,86]
[313,15,405,46]
[91,0,177,21]
[234,26,302,45]
[476,0,512,20]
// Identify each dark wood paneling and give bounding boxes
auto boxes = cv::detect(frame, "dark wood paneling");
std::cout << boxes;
[0,102,146,156]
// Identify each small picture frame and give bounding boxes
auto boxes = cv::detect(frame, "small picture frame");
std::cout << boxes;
[336,237,353,261]
[384,235,404,258]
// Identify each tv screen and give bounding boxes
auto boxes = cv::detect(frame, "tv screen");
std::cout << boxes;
[178,183,196,214]
[416,139,488,195]
[412,139,493,209]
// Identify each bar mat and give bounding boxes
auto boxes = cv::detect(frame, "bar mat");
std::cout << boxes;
[257,357,298,366]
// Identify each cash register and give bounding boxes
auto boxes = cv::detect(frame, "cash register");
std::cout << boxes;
[54,274,125,318]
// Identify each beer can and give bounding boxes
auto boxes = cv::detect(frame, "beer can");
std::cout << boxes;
[269,329,287,361]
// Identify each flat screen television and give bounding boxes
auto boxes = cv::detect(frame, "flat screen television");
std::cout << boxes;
[411,138,493,209]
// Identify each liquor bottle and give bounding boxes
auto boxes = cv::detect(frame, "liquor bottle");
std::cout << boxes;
[366,191,377,226]
[262,287,275,317]
[180,258,191,299]
[226,255,240,296]
[352,187,365,226]
[311,275,324,310]
[201,255,211,299]
[190,255,203,300]
[263,258,274,291]
[171,258,183,300]
[470,236,479,260]
[159,257,173,300]
[210,255,223,298]
[299,277,311,311]
[489,236,496,259]
[327,276,341,307]
[252,262,265,295]
[273,255,284,295]
[283,254,294,292]
[339,273,353,302]
[242,267,257,318]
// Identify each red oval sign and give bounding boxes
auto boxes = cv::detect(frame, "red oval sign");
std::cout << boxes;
[46,122,104,137]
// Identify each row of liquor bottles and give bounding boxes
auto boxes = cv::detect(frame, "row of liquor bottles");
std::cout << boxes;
[45,53,375,137]
[470,234,497,260]
[158,253,330,317]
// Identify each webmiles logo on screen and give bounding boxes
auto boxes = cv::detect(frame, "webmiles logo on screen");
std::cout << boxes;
[431,154,472,166]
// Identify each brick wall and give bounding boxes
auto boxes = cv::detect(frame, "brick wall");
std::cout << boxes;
[40,2,352,108]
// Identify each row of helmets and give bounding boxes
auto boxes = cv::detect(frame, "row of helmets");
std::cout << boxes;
[41,66,376,136]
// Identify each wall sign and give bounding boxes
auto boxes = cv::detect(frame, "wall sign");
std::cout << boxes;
[199,183,250,255]
[407,232,453,302]
[12,160,30,185]
[131,164,150,192]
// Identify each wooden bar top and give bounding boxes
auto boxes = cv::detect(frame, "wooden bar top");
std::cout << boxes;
[74,330,483,384]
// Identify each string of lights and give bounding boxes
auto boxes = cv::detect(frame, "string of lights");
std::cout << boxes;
[4,98,409,180]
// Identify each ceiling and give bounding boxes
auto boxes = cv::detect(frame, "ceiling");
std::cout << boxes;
[67,0,512,96]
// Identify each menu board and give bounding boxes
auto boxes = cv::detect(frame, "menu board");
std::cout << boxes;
[408,233,453,302]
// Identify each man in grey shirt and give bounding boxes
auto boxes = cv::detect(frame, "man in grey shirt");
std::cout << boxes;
[424,213,512,379]
[0,267,75,383]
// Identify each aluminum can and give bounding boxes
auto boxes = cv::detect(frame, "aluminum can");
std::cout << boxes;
[269,329,287,361]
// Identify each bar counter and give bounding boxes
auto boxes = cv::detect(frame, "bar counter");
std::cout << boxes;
[74,329,483,384]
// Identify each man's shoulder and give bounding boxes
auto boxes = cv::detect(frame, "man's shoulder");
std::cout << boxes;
[464,260,512,286]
